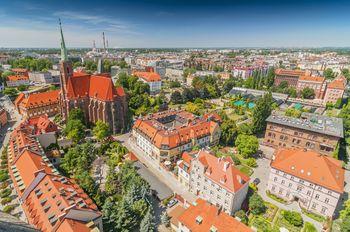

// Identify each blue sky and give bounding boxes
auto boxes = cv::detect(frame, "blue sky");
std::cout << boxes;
[0,0,350,48]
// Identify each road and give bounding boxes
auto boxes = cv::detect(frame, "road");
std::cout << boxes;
[115,133,197,204]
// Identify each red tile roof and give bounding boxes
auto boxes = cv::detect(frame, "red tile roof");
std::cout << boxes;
[7,75,29,81]
[177,199,252,232]
[328,78,346,90]
[18,90,60,108]
[197,150,250,193]
[275,69,308,77]
[7,118,101,232]
[271,148,344,193]
[66,72,125,101]
[298,75,325,83]
[133,71,161,82]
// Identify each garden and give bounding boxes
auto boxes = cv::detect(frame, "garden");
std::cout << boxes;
[0,146,16,214]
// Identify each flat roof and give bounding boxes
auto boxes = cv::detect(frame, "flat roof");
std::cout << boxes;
[229,87,289,101]
[266,112,344,138]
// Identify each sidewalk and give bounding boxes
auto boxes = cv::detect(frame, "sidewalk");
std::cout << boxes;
[124,138,197,203]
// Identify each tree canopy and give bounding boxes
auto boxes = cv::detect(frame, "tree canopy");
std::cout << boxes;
[251,92,273,134]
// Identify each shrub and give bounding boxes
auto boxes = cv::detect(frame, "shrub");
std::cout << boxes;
[283,210,303,227]
[234,210,248,224]
[0,182,8,189]
[3,205,15,213]
[1,197,12,205]
[246,158,257,167]
[0,173,9,182]
[0,188,11,198]
[303,222,317,232]
[249,193,266,215]
[231,155,241,165]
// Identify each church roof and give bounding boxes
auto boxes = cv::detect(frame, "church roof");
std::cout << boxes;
[66,72,125,101]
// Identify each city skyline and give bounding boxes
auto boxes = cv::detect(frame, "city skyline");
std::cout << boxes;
[1,0,350,48]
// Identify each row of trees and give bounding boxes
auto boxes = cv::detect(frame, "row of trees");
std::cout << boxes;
[8,57,53,72]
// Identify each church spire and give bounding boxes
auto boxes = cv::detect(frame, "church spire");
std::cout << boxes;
[59,19,68,61]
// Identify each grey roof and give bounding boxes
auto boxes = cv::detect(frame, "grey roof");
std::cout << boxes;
[229,87,289,101]
[266,112,344,138]
[134,161,173,201]
[0,212,38,232]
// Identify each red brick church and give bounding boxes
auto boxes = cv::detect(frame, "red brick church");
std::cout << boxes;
[59,22,128,133]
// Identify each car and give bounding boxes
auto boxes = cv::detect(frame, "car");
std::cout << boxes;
[253,178,260,185]
[167,199,178,208]
[7,128,12,132]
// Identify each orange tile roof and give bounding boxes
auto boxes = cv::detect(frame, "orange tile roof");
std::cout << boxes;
[7,75,29,81]
[66,72,125,101]
[19,90,60,108]
[177,199,252,232]
[298,75,325,83]
[271,148,344,193]
[133,110,220,149]
[27,115,58,134]
[133,71,161,82]
[14,93,25,108]
[11,68,28,73]
[275,69,307,77]
[328,78,346,90]
[7,117,101,232]
[197,150,250,193]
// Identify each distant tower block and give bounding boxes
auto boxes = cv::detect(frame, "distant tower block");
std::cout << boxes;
[102,32,106,53]
[92,40,96,52]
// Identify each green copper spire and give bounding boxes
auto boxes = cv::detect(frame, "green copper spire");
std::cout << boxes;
[59,19,68,61]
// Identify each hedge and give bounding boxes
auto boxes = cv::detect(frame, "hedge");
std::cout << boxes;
[3,205,15,213]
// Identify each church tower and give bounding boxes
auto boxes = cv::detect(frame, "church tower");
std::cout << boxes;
[58,19,73,120]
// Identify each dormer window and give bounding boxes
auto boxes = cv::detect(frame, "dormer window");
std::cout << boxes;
[195,216,203,224]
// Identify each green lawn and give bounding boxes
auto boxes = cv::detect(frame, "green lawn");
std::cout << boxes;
[266,190,288,204]
[237,165,253,176]
[264,202,279,222]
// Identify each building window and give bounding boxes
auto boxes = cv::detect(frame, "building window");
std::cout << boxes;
[279,188,283,194]
[274,177,278,182]
[312,203,317,209]
[307,190,311,196]
[315,194,320,200]
[288,183,292,187]
[321,207,327,214]
[325,198,329,204]
[281,180,285,185]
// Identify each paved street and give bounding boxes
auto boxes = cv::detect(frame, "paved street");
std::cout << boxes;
[251,157,324,231]
[0,95,25,222]
[115,133,197,204]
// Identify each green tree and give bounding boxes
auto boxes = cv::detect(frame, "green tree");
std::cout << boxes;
[234,210,248,225]
[249,193,266,215]
[170,91,183,104]
[220,119,238,146]
[251,92,273,134]
[140,207,155,232]
[285,108,302,118]
[324,68,335,80]
[301,87,315,99]
[235,134,259,158]
[2,88,18,98]
[283,210,303,227]
[340,216,350,232]
[64,119,85,143]
[169,80,181,88]
[93,120,111,141]
[68,108,86,123]
[265,67,275,88]
[161,211,171,227]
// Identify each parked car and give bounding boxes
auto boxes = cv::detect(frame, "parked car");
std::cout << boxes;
[167,199,178,208]
[253,178,260,185]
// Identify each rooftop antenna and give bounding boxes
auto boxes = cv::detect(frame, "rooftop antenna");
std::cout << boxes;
[106,39,109,54]
[102,32,106,54]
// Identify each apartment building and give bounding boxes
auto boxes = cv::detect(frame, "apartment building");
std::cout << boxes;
[323,77,346,104]
[14,90,60,118]
[296,75,326,99]
[6,75,30,87]
[132,110,221,164]
[133,71,162,94]
[267,148,344,217]
[177,150,250,215]
[274,69,310,87]
[11,68,29,77]
[264,112,343,156]
[176,199,252,232]
[7,118,102,231]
